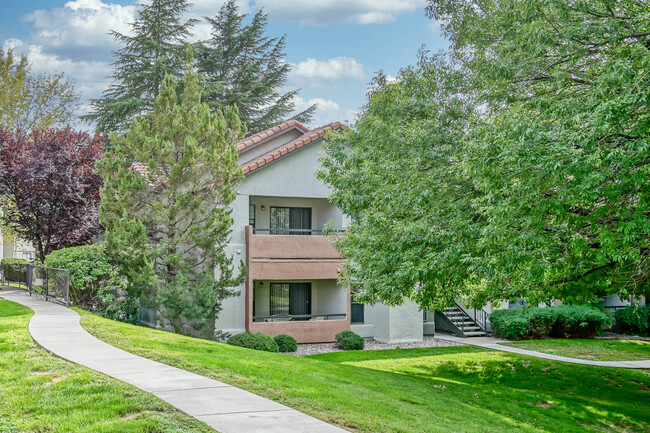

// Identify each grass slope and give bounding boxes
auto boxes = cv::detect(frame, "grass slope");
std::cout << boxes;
[0,299,211,433]
[78,310,650,433]
[504,339,650,361]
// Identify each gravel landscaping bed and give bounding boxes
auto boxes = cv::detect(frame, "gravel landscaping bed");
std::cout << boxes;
[292,336,464,356]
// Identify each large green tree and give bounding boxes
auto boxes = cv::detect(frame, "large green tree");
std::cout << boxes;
[83,0,195,134]
[196,0,315,134]
[99,71,246,339]
[0,49,78,131]
[320,1,650,308]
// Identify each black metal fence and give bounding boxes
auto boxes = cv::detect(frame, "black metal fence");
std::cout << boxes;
[1,263,70,307]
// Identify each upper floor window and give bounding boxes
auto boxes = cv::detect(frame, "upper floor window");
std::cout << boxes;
[249,204,255,228]
[270,207,311,235]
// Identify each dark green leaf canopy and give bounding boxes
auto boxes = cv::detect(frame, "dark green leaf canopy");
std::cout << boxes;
[196,0,315,134]
[320,0,650,308]
[83,0,196,134]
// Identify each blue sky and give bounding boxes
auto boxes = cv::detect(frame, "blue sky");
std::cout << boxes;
[0,0,447,130]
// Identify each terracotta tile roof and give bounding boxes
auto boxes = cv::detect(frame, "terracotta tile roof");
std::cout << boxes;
[241,121,343,175]
[129,120,343,180]
[130,162,164,188]
[236,119,308,153]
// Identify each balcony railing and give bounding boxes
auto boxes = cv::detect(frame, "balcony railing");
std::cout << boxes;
[253,313,346,322]
[252,228,345,235]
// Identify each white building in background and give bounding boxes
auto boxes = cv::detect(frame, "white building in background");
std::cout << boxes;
[0,231,35,261]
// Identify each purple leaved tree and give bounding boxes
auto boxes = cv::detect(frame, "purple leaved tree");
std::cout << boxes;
[0,127,104,262]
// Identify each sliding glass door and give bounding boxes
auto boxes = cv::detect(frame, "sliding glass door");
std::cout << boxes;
[270,282,312,318]
[270,207,312,235]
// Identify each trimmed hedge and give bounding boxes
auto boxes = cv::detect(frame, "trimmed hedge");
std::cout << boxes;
[227,332,279,352]
[335,330,364,350]
[490,305,613,340]
[274,334,298,352]
[44,244,136,322]
[1,257,30,265]
[615,305,650,335]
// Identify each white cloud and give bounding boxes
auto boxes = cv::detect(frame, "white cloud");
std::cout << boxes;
[22,0,136,62]
[4,39,112,121]
[254,0,426,25]
[293,96,358,127]
[291,57,366,82]
[427,20,442,34]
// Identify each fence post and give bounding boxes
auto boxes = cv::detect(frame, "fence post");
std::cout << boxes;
[65,271,70,308]
[44,267,49,301]
[26,264,33,296]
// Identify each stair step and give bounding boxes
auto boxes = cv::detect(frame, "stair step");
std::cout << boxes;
[463,331,486,337]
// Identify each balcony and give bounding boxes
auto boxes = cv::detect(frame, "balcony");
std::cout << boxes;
[245,225,342,280]
[244,225,350,343]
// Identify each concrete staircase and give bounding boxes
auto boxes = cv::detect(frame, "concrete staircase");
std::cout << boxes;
[441,306,486,337]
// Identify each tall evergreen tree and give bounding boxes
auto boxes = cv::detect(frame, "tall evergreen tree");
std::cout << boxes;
[99,70,246,339]
[83,0,196,134]
[196,0,315,134]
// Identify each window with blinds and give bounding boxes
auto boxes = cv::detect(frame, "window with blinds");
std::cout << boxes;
[270,207,312,235]
[269,282,312,317]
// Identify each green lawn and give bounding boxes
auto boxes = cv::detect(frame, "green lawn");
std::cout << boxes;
[504,339,650,361]
[77,309,650,433]
[0,299,211,433]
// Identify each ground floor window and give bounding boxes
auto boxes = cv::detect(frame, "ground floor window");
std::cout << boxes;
[351,301,364,323]
[270,282,311,318]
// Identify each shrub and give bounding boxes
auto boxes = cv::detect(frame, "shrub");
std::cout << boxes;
[615,305,650,335]
[1,257,30,282]
[1,257,30,265]
[274,334,298,352]
[227,332,279,352]
[335,330,364,350]
[490,305,613,340]
[44,244,136,322]
[551,305,614,338]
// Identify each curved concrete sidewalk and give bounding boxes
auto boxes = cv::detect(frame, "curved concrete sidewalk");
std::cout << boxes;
[436,334,650,369]
[0,289,347,433]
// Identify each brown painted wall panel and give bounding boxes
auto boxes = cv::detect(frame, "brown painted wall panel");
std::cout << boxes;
[249,233,342,259]
[249,260,341,280]
[249,319,350,343]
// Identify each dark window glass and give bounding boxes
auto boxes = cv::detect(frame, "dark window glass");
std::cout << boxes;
[270,207,311,235]
[249,204,255,228]
[270,283,289,315]
[269,282,312,318]
[351,302,364,323]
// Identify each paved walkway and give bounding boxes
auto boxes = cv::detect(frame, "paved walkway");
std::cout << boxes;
[0,289,347,433]
[436,334,650,369]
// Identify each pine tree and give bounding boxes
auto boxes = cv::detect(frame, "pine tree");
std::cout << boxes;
[83,0,196,134]
[99,71,246,339]
[196,0,315,134]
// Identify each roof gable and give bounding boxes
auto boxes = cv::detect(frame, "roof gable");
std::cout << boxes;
[241,121,343,175]
[236,120,308,153]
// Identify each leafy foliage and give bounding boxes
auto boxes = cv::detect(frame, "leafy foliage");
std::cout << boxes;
[196,0,315,134]
[319,59,480,310]
[615,305,650,336]
[335,330,364,350]
[321,1,650,307]
[274,334,298,352]
[44,244,136,322]
[99,71,246,339]
[0,127,103,262]
[227,332,279,352]
[490,305,613,341]
[0,49,79,131]
[0,258,29,265]
[84,0,195,134]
